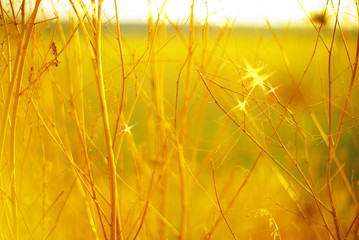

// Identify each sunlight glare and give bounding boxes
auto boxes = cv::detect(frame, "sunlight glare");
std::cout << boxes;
[36,0,357,26]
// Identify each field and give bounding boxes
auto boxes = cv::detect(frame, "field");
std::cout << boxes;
[0,1,358,239]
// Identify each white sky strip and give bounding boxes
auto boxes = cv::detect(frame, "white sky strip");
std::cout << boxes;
[2,0,358,26]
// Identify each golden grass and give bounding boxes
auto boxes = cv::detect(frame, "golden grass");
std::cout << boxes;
[0,0,358,239]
